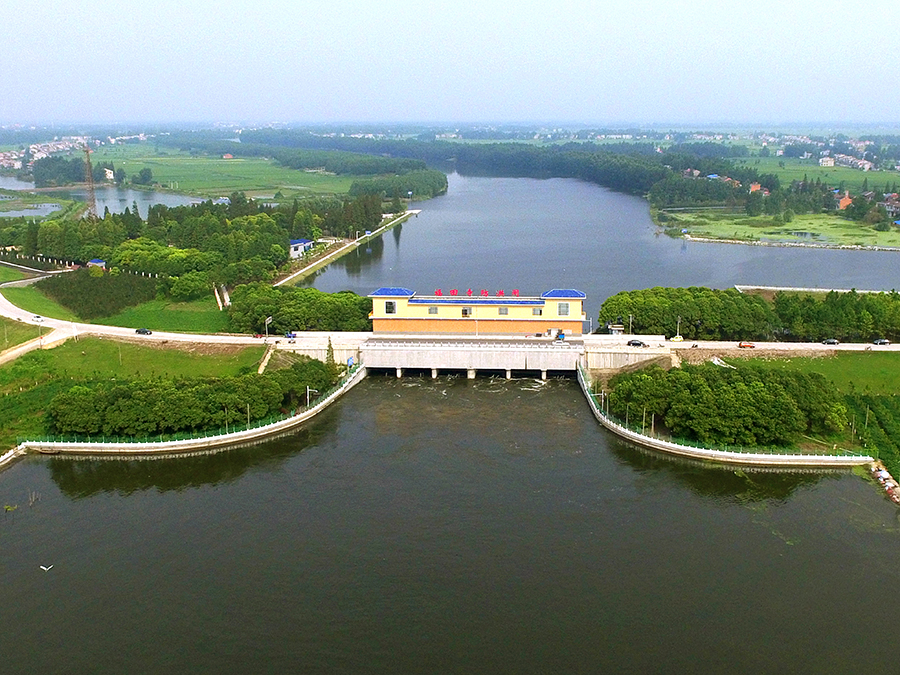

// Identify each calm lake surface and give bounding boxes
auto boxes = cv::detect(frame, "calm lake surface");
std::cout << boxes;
[3,175,900,673]
[307,173,900,320]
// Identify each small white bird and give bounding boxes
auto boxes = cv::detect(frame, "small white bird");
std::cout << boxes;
[40,565,53,571]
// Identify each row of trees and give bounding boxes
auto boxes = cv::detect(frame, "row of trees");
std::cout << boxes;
[600,286,900,343]
[607,363,846,447]
[47,357,339,437]
[228,284,373,334]
[32,156,143,188]
[349,170,448,199]
[774,290,900,342]
[599,287,777,340]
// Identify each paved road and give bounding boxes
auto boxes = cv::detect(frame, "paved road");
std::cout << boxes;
[2,273,899,354]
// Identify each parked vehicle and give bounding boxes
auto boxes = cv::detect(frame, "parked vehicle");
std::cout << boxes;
[669,335,684,342]
[822,338,839,345]
[135,328,152,335]
[738,341,755,348]
[874,338,890,346]
[627,339,646,347]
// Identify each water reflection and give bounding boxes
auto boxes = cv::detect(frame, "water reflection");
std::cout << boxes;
[46,424,331,498]
[605,437,838,502]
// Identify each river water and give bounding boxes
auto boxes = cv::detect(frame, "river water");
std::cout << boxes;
[0,176,199,218]
[3,175,900,673]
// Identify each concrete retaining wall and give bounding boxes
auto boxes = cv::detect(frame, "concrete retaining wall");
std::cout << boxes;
[576,366,873,468]
[362,338,583,371]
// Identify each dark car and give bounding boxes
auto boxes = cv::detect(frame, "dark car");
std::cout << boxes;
[135,328,152,335]
[627,339,646,347]
[822,338,839,345]
[874,338,890,346]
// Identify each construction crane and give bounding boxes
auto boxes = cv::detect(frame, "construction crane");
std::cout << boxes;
[81,142,98,219]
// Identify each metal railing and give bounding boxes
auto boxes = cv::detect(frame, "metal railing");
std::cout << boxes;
[576,364,870,460]
[18,364,363,446]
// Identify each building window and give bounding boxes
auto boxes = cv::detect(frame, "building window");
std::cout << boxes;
[533,307,542,316]
[498,307,508,316]
[428,306,438,315]
[385,301,396,314]
[558,302,569,316]
[462,307,472,317]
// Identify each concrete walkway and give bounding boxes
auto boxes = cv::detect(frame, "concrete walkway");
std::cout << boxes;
[275,210,420,287]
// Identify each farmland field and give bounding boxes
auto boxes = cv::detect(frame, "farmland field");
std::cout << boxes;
[660,210,900,248]
[90,143,355,198]
[731,155,900,195]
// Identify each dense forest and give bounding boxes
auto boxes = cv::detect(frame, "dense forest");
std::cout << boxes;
[598,287,778,340]
[607,363,847,447]
[0,191,385,287]
[600,287,900,342]
[47,357,339,437]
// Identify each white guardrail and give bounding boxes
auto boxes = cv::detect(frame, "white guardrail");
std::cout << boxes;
[3,366,368,466]
[576,365,873,468]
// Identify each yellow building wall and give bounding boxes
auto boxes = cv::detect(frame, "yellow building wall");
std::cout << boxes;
[372,317,585,335]
[371,296,585,335]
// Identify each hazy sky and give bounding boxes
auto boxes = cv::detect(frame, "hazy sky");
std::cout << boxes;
[4,0,899,126]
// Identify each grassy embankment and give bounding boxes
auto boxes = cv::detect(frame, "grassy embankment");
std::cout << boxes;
[0,337,266,448]
[89,143,355,199]
[743,352,900,472]
[0,285,229,333]
[659,210,900,248]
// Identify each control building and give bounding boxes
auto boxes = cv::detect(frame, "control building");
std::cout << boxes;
[369,287,587,336]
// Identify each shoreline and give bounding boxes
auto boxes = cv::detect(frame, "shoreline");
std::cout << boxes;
[274,210,420,287]
[680,233,900,252]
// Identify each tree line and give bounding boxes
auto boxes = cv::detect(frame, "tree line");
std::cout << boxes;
[600,286,900,343]
[228,283,373,334]
[599,287,777,340]
[47,357,339,438]
[606,363,847,447]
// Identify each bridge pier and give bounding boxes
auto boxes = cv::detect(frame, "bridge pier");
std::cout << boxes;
[467,369,476,379]
[541,370,547,380]
[431,368,438,379]
[506,369,511,379]
[396,368,403,378]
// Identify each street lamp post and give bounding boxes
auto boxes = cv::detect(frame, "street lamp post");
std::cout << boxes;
[306,386,319,407]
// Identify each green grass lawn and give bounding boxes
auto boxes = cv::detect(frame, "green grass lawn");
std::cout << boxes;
[90,144,355,198]
[0,265,26,283]
[0,315,43,352]
[663,210,900,248]
[95,297,231,333]
[0,285,79,321]
[0,337,266,447]
[731,156,900,195]
[0,286,232,334]
[761,352,900,395]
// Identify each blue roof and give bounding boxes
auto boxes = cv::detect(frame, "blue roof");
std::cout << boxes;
[370,287,415,297]
[290,238,312,245]
[88,258,105,264]
[541,289,586,299]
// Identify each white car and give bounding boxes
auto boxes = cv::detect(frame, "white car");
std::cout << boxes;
[32,315,43,323]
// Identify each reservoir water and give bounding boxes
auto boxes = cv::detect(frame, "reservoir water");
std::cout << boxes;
[307,173,900,320]
[3,174,900,673]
